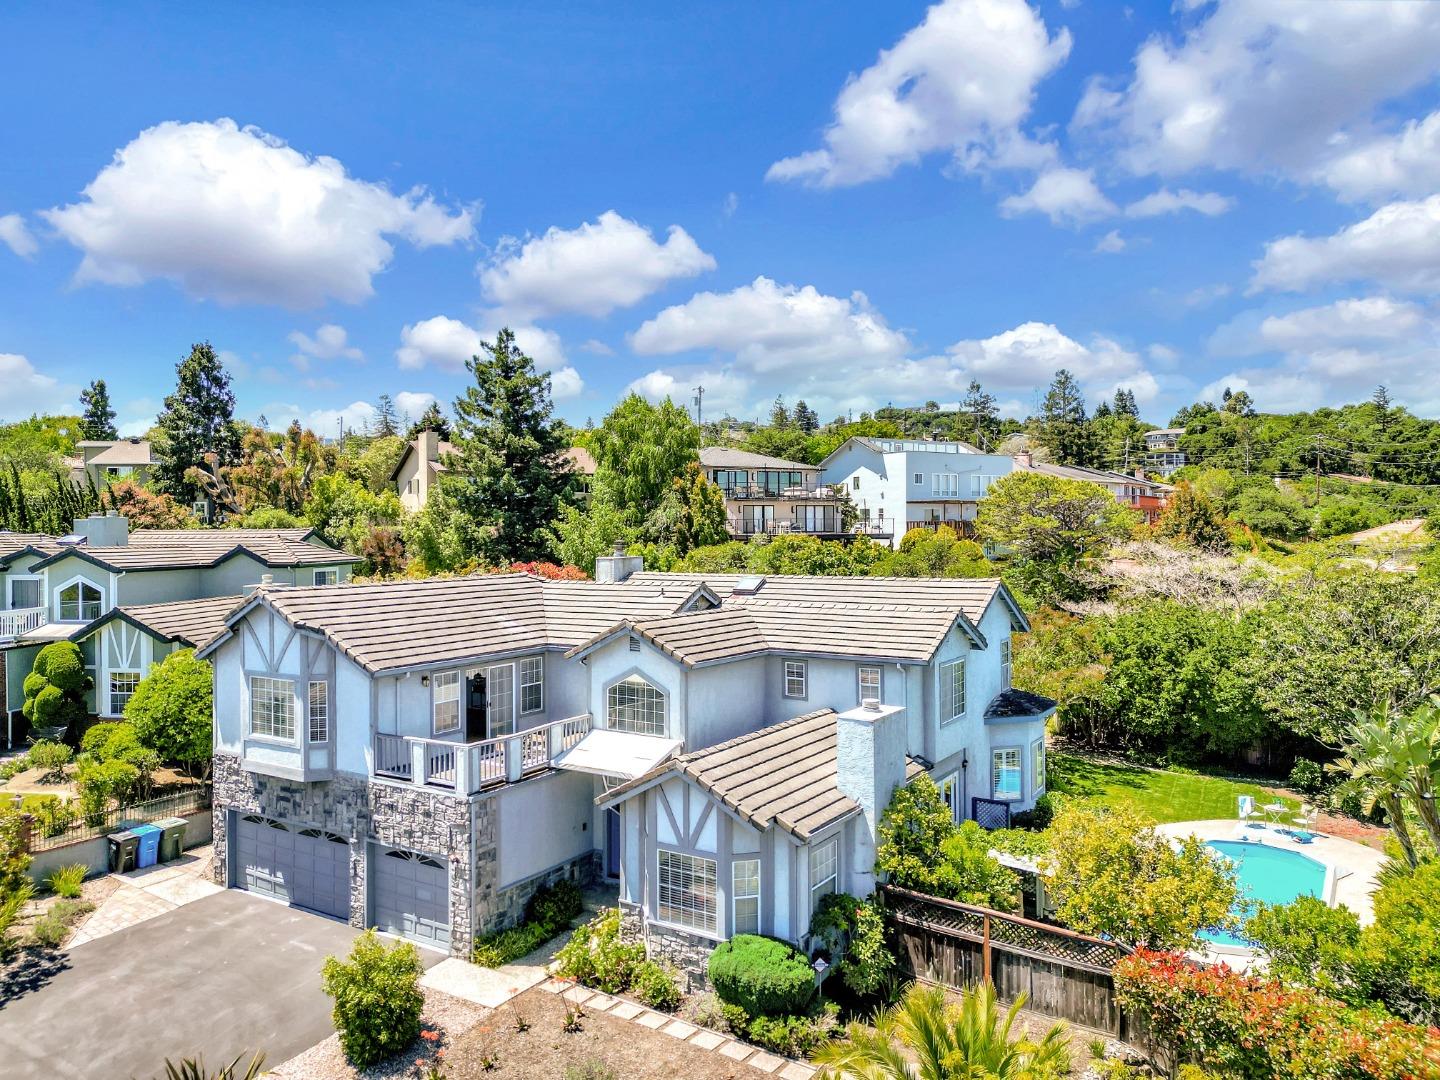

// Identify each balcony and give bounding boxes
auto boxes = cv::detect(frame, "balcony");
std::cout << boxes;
[727,518,893,540]
[372,713,590,796]
[905,519,974,537]
[0,607,47,644]
[716,480,836,501]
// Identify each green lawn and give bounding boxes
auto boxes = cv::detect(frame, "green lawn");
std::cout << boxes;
[1049,751,1301,825]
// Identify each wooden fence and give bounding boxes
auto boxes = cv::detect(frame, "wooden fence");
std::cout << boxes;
[881,884,1145,1041]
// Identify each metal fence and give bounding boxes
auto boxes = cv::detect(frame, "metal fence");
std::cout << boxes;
[23,785,213,852]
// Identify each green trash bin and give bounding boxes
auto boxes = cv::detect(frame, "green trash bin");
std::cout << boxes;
[156,817,188,862]
[108,830,139,873]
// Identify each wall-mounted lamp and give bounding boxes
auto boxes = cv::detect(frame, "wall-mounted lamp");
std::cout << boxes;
[420,674,430,687]
[961,754,969,771]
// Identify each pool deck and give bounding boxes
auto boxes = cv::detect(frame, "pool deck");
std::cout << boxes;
[1156,818,1386,924]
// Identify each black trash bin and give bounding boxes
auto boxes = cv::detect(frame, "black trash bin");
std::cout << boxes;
[108,829,139,873]
[155,817,187,862]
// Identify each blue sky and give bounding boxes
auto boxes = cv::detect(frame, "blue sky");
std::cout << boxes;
[2,0,1439,435]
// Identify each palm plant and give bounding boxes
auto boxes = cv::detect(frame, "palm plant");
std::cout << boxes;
[147,1053,265,1080]
[813,981,1070,1080]
[1330,701,1440,866]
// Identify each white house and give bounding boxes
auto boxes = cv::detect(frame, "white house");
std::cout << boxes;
[819,437,1014,547]
[196,554,1052,978]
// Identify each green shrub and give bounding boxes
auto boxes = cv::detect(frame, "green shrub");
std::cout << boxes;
[707,935,816,1018]
[527,878,583,928]
[29,897,94,948]
[28,740,73,782]
[80,721,126,757]
[24,643,92,746]
[553,909,645,993]
[807,894,894,997]
[1010,791,1058,830]
[721,1002,840,1058]
[20,794,78,837]
[0,879,35,958]
[320,930,424,1069]
[1288,758,1326,795]
[124,649,213,776]
[0,753,30,781]
[75,758,140,825]
[631,961,681,1011]
[562,1062,618,1080]
[472,878,585,967]
[45,862,88,899]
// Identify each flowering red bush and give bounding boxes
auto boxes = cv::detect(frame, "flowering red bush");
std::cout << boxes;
[504,561,588,581]
[1114,949,1440,1079]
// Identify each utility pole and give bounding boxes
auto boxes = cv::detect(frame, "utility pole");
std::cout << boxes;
[1314,433,1323,501]
[1122,435,1130,471]
[692,385,704,430]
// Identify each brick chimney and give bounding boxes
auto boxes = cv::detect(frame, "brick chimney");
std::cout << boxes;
[835,700,908,897]
[1015,451,1033,468]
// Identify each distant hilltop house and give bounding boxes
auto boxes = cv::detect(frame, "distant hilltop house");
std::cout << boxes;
[65,438,156,489]
[392,429,596,512]
[0,512,358,745]
[817,436,1014,548]
[698,447,881,542]
[1143,427,1186,477]
[1010,451,1173,525]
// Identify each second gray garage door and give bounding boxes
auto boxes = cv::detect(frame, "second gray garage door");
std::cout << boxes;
[233,813,351,920]
[369,844,451,952]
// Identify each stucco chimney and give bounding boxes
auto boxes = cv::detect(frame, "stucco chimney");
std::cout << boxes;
[1133,466,1146,480]
[835,700,908,897]
[594,542,645,584]
[73,512,129,547]
[1015,451,1033,468]
[417,427,439,463]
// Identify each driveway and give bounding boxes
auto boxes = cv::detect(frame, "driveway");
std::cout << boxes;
[0,888,442,1080]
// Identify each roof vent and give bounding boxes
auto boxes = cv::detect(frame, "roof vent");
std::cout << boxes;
[862,697,882,712]
[260,573,273,586]
[57,534,88,546]
[732,574,766,596]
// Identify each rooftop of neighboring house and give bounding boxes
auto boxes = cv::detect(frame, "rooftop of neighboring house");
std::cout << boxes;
[816,434,987,468]
[74,594,243,649]
[1144,427,1185,439]
[984,687,1058,721]
[1010,454,1173,493]
[0,532,65,564]
[196,567,1024,676]
[390,430,459,482]
[77,438,154,466]
[604,708,928,840]
[563,446,596,475]
[698,446,819,472]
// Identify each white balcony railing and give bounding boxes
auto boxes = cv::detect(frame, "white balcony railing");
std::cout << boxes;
[0,607,46,642]
[373,714,591,796]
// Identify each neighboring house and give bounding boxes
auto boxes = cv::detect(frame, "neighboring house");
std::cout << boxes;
[0,514,359,742]
[819,437,1014,548]
[70,438,156,489]
[197,553,1049,978]
[1011,452,1172,524]
[392,430,457,512]
[1143,428,1186,477]
[562,446,597,505]
[698,447,874,541]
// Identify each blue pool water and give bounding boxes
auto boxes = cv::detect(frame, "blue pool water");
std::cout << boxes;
[1199,839,1327,948]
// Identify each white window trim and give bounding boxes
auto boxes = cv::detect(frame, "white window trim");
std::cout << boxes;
[519,655,544,715]
[308,680,330,743]
[992,746,1023,801]
[54,575,104,623]
[937,771,961,824]
[809,835,839,912]
[432,670,461,735]
[656,848,719,938]
[782,659,807,700]
[6,574,42,610]
[857,664,882,705]
[312,568,338,586]
[605,672,667,737]
[247,675,298,743]
[940,657,967,725]
[1031,737,1046,793]
[1000,640,1012,689]
[108,670,141,717]
[732,858,761,937]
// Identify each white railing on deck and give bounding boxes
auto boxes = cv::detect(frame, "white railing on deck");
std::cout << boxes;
[372,713,591,796]
[0,607,46,642]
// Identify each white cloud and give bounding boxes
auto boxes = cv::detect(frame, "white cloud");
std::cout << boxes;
[1093,230,1127,254]
[629,276,911,372]
[999,166,1117,225]
[580,339,615,356]
[479,211,714,320]
[288,323,362,371]
[1250,195,1440,294]
[41,118,475,308]
[1181,283,1232,308]
[766,0,1071,188]
[394,315,582,398]
[0,214,37,258]
[1256,297,1425,351]
[722,193,739,218]
[1124,188,1233,218]
[626,368,754,416]
[393,391,436,421]
[1318,109,1440,202]
[945,321,1159,403]
[1147,343,1180,366]
[1074,0,1440,181]
[0,353,81,421]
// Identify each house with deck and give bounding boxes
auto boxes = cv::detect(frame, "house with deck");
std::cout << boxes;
[0,514,358,743]
[1011,452,1173,524]
[196,553,1051,977]
[67,437,157,490]
[699,447,881,542]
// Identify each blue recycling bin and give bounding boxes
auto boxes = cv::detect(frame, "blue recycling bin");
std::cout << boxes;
[132,823,162,869]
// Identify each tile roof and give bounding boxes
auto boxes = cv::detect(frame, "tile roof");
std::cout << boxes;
[31,529,358,571]
[983,687,1057,721]
[563,446,596,475]
[0,532,63,565]
[698,446,818,471]
[85,439,154,466]
[1013,460,1172,493]
[82,595,243,648]
[608,709,926,840]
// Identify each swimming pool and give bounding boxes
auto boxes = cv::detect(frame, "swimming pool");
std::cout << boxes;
[1199,839,1329,948]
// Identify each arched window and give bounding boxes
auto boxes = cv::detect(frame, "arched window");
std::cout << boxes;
[606,674,665,736]
[58,581,103,621]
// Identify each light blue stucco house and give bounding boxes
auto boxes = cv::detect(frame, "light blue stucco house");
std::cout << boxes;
[196,551,1052,978]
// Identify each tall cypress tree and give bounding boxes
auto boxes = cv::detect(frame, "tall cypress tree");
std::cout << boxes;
[446,328,571,563]
[1034,369,1096,466]
[78,380,118,440]
[151,342,243,502]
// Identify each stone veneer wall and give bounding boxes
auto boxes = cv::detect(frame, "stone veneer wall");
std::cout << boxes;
[619,899,717,991]
[212,753,477,957]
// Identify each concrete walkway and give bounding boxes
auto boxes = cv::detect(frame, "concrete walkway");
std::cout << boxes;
[66,844,222,949]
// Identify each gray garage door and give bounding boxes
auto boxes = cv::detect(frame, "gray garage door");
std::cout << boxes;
[369,844,451,951]
[233,813,350,920]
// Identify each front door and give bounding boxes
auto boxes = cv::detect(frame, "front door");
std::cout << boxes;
[465,671,487,741]
[605,808,621,879]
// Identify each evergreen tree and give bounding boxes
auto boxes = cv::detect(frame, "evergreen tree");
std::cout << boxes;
[960,380,1000,447]
[769,396,791,428]
[648,463,729,553]
[1034,369,1095,466]
[445,328,572,564]
[793,400,820,434]
[1222,389,1256,417]
[373,394,399,438]
[152,342,242,502]
[77,380,118,441]
[1112,388,1139,417]
[405,402,452,441]
[1155,482,1231,553]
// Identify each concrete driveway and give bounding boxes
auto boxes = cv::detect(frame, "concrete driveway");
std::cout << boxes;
[0,888,442,1080]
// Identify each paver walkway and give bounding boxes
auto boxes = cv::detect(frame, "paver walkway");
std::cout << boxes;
[66,844,222,948]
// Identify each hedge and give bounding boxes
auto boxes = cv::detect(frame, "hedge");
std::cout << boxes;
[707,935,815,1018]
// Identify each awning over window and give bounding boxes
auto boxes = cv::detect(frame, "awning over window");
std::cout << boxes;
[553,729,682,780]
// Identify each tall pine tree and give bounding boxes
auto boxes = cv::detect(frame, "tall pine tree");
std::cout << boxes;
[960,380,999,447]
[78,380,118,440]
[152,342,243,502]
[1034,369,1095,466]
[373,394,400,438]
[406,401,452,441]
[445,328,571,563]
